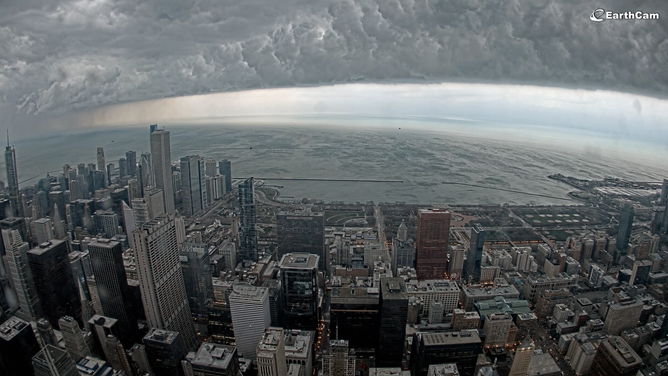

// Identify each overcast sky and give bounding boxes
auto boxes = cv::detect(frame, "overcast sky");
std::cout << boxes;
[1,0,667,137]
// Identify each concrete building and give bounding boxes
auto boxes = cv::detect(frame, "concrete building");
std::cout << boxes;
[377,277,408,367]
[460,284,520,311]
[180,155,208,216]
[30,218,54,244]
[279,253,319,330]
[58,316,93,362]
[256,327,287,376]
[535,288,573,319]
[509,339,534,376]
[143,329,187,376]
[406,279,460,315]
[277,211,326,271]
[523,274,574,304]
[465,224,484,283]
[182,342,239,376]
[238,178,257,262]
[483,313,514,348]
[2,229,43,322]
[284,329,314,376]
[229,283,271,360]
[149,127,175,215]
[32,345,79,376]
[451,309,480,330]
[603,299,643,335]
[427,363,459,376]
[322,340,355,376]
[0,316,41,376]
[590,336,642,376]
[412,331,482,376]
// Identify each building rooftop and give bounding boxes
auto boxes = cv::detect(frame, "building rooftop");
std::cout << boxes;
[380,277,407,299]
[229,283,268,302]
[369,368,411,376]
[27,238,66,256]
[88,315,118,329]
[0,316,31,341]
[284,329,314,359]
[462,285,519,298]
[527,353,561,376]
[143,329,180,344]
[428,363,460,376]
[603,336,642,367]
[279,253,319,269]
[475,297,532,317]
[420,331,481,346]
[258,328,283,353]
[187,343,236,369]
[407,280,460,294]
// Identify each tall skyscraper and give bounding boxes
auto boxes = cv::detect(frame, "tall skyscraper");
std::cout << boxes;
[86,238,138,346]
[616,203,635,261]
[5,137,22,218]
[229,283,271,360]
[140,152,153,189]
[93,210,119,238]
[661,179,668,206]
[280,253,319,330]
[126,151,137,177]
[149,127,175,215]
[2,229,43,322]
[27,239,82,327]
[132,215,197,351]
[238,178,257,262]
[205,158,217,177]
[0,316,41,376]
[180,242,214,316]
[97,147,107,187]
[180,155,208,217]
[32,344,79,376]
[119,157,128,178]
[143,329,187,376]
[376,277,408,367]
[416,209,451,280]
[30,218,54,245]
[277,212,326,270]
[219,160,232,193]
[58,316,93,362]
[464,223,484,283]
[183,343,240,376]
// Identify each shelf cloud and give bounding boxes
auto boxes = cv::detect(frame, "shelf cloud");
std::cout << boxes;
[1,0,667,117]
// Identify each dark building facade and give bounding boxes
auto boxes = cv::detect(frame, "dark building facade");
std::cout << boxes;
[143,329,187,376]
[329,285,380,355]
[218,160,232,193]
[416,209,451,280]
[411,331,483,376]
[0,316,41,376]
[238,177,257,262]
[180,242,214,316]
[277,211,326,270]
[86,238,138,346]
[376,277,408,368]
[280,253,320,330]
[27,239,82,327]
[616,203,635,261]
[589,336,642,376]
[465,223,484,283]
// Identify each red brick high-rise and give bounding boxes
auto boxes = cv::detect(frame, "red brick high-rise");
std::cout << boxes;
[416,208,451,279]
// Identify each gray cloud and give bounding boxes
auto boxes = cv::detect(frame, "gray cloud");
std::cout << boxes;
[1,0,667,116]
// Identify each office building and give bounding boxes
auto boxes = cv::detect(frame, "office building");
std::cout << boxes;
[509,339,534,376]
[28,239,82,327]
[59,316,93,362]
[523,274,574,304]
[140,152,153,189]
[416,209,450,280]
[329,281,380,352]
[377,277,408,367]
[465,223,484,283]
[322,340,355,376]
[535,288,573,319]
[150,127,175,215]
[484,312,515,347]
[451,309,481,330]
[0,316,41,376]
[280,253,319,330]
[238,177,257,262]
[392,229,415,275]
[126,151,137,177]
[127,343,153,376]
[182,342,240,376]
[180,242,214,316]
[5,140,23,218]
[589,336,642,376]
[97,147,107,186]
[412,331,482,376]
[277,211,326,270]
[603,299,643,335]
[257,327,287,376]
[448,245,465,281]
[133,215,198,351]
[460,284,520,311]
[30,218,54,244]
[180,155,208,216]
[32,345,79,376]
[218,160,232,193]
[616,204,634,261]
[119,157,128,178]
[2,229,43,322]
[406,279,460,315]
[93,210,119,238]
[283,329,314,375]
[87,238,138,345]
[143,329,187,376]
[229,283,271,359]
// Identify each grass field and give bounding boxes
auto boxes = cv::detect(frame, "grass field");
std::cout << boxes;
[325,211,366,225]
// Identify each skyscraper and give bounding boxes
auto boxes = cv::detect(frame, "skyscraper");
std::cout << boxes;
[229,283,271,360]
[143,329,187,376]
[376,277,408,367]
[205,158,217,177]
[180,242,214,316]
[30,218,54,245]
[509,339,534,376]
[126,151,137,177]
[238,178,257,262]
[58,316,93,362]
[5,137,22,218]
[93,210,119,238]
[0,315,41,376]
[180,155,208,216]
[2,229,43,322]
[132,215,197,351]
[97,147,107,187]
[589,336,642,376]
[27,239,82,327]
[140,152,153,189]
[277,211,326,270]
[149,127,175,215]
[219,160,232,193]
[32,345,79,376]
[464,223,484,283]
[416,209,451,280]
[86,238,138,346]
[257,327,287,376]
[280,253,319,330]
[616,203,635,261]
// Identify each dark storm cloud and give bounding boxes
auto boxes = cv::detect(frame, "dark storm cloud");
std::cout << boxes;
[1,0,667,115]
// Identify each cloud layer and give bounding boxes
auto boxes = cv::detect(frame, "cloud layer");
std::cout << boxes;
[1,0,667,116]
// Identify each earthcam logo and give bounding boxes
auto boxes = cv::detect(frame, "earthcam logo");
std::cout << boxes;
[590,8,660,22]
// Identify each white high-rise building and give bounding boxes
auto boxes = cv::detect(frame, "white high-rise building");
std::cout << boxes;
[2,229,42,322]
[229,283,271,360]
[257,327,287,376]
[149,128,175,215]
[132,215,197,352]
